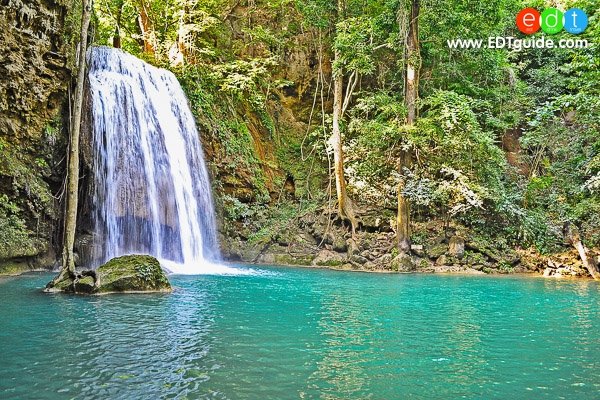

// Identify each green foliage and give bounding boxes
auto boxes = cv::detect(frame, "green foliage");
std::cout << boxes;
[247,200,319,245]
[86,0,600,259]
[222,195,254,222]
[0,137,55,220]
[0,195,38,259]
[210,57,278,95]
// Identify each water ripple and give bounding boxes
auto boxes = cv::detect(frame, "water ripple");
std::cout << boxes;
[0,271,598,399]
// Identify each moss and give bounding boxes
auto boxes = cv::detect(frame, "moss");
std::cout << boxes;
[315,259,343,267]
[418,258,430,269]
[47,255,171,294]
[0,261,31,276]
[96,255,171,293]
[274,254,315,266]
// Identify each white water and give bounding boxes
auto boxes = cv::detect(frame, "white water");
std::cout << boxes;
[87,46,221,274]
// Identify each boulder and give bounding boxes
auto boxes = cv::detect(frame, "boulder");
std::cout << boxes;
[313,250,345,267]
[448,236,465,259]
[435,255,447,266]
[350,254,369,265]
[346,238,360,256]
[391,253,416,272]
[45,255,171,294]
[332,235,348,252]
[427,243,447,259]
[375,253,393,267]
[410,244,425,257]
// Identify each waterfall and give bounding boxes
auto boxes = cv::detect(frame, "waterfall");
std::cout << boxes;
[87,46,219,274]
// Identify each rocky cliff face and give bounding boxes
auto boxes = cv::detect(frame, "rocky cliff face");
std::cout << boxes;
[0,0,70,140]
[0,0,71,272]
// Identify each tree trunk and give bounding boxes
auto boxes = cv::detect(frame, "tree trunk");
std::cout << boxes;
[50,0,92,286]
[331,0,357,234]
[404,0,420,126]
[138,1,155,54]
[113,26,121,48]
[397,0,419,252]
[113,0,123,48]
[565,223,600,280]
[396,154,411,253]
[332,66,357,233]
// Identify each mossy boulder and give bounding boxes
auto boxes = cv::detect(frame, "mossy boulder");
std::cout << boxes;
[47,255,171,294]
[391,253,417,272]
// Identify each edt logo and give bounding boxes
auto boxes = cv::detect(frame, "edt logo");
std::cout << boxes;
[516,8,588,35]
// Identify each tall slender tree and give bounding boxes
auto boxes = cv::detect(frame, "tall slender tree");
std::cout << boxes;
[50,0,93,286]
[397,0,420,252]
[331,0,358,233]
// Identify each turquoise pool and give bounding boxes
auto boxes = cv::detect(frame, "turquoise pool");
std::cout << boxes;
[0,267,598,399]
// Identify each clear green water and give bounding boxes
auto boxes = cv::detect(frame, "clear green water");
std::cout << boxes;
[0,268,599,399]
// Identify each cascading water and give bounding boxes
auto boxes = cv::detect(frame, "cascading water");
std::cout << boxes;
[87,46,220,274]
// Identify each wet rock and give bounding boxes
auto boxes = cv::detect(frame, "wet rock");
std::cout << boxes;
[46,255,172,294]
[273,253,315,266]
[0,260,38,276]
[256,252,275,264]
[339,263,354,270]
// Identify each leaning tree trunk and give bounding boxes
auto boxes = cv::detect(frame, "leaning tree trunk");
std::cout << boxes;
[397,0,420,253]
[565,223,600,280]
[50,0,92,287]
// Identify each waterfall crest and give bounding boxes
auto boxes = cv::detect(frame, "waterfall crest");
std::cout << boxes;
[87,46,219,274]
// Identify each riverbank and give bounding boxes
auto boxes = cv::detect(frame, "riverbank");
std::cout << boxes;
[0,261,53,277]
[218,205,600,279]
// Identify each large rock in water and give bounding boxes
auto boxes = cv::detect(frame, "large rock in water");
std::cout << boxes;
[47,255,171,294]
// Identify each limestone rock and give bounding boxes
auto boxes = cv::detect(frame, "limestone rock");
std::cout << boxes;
[46,255,171,294]
[346,238,360,257]
[427,243,447,259]
[350,254,369,265]
[448,236,465,259]
[375,253,393,267]
[391,253,416,272]
[435,255,447,266]
[313,249,345,267]
[410,244,425,257]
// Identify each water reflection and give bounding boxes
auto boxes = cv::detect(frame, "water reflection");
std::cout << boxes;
[0,272,598,399]
[307,283,373,399]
